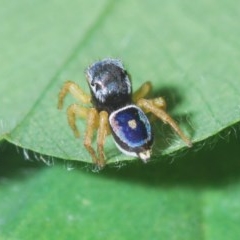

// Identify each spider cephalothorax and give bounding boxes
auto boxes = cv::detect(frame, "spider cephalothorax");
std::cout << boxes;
[86,59,132,112]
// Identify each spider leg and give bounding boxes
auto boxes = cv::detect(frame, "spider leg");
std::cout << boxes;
[149,97,166,111]
[132,81,152,103]
[139,97,166,122]
[58,81,91,109]
[97,111,109,167]
[84,108,100,165]
[137,98,192,147]
[67,104,90,138]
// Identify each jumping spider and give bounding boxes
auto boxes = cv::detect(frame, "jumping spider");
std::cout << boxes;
[58,58,192,168]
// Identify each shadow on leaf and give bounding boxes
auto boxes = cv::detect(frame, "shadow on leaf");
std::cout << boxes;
[101,127,240,188]
[1,126,240,189]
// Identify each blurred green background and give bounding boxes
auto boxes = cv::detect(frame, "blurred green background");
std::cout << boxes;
[1,0,240,239]
[1,132,240,239]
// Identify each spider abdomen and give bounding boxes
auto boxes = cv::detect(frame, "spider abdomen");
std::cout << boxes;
[109,105,153,162]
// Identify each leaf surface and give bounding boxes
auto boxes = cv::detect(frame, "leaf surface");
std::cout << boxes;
[0,0,240,163]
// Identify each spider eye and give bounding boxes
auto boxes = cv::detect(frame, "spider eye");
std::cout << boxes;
[91,82,102,92]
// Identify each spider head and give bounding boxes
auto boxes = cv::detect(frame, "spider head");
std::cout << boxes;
[85,59,132,112]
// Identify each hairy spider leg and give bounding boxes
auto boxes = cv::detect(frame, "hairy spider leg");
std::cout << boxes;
[97,111,109,167]
[58,81,111,166]
[149,97,167,111]
[84,108,100,165]
[67,104,90,138]
[144,97,167,122]
[133,82,167,122]
[66,104,109,167]
[137,98,192,147]
[58,81,91,109]
[132,81,152,103]
[65,104,101,165]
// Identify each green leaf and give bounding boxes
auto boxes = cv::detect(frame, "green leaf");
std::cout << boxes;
[1,2,240,238]
[1,134,240,239]
[1,0,240,164]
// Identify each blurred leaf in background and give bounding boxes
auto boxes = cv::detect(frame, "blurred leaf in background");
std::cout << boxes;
[0,0,240,239]
[0,131,240,239]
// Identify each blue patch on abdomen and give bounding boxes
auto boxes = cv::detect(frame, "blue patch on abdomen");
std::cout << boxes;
[110,106,152,148]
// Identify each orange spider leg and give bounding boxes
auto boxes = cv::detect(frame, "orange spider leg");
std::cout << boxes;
[132,81,152,103]
[84,108,99,165]
[149,97,167,111]
[58,81,91,109]
[137,98,192,147]
[143,97,167,122]
[97,111,109,167]
[66,104,90,138]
